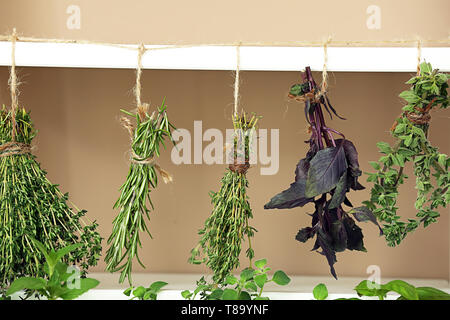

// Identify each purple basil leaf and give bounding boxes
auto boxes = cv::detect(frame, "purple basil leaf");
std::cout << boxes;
[295,158,310,181]
[295,227,315,243]
[349,206,383,236]
[343,197,353,207]
[305,143,348,198]
[330,220,348,252]
[342,216,366,252]
[328,172,348,209]
[264,179,314,209]
[316,228,338,279]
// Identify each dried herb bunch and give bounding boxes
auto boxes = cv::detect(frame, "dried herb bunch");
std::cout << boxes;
[190,113,260,284]
[0,106,102,290]
[366,62,449,247]
[264,67,381,278]
[105,101,175,285]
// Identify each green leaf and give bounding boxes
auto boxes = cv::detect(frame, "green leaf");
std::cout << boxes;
[369,161,381,170]
[415,287,450,300]
[132,286,146,298]
[399,90,420,104]
[244,281,258,292]
[438,154,446,167]
[222,289,239,300]
[254,296,270,300]
[209,289,224,300]
[238,291,251,300]
[143,291,157,300]
[354,280,388,299]
[59,278,100,300]
[272,270,291,286]
[240,269,255,281]
[254,274,268,289]
[6,277,46,296]
[254,259,267,269]
[225,275,238,285]
[313,283,328,300]
[382,280,419,300]
[181,290,192,299]
[404,134,413,147]
[376,142,392,154]
[54,243,83,262]
[123,287,133,297]
[149,281,168,293]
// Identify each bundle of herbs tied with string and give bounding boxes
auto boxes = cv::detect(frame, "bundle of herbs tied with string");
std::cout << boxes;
[105,101,176,285]
[0,105,102,291]
[264,67,381,278]
[366,62,449,247]
[190,112,260,284]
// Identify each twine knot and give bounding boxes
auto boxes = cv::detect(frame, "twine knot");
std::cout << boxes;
[121,115,173,184]
[0,141,33,157]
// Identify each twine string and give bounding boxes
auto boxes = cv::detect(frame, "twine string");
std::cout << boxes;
[120,44,172,183]
[321,37,331,94]
[9,28,18,141]
[416,39,421,75]
[233,44,241,117]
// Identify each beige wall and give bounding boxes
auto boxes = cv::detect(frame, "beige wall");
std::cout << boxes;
[0,0,449,45]
[0,66,448,280]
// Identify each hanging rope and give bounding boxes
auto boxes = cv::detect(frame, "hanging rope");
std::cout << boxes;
[416,39,422,75]
[233,44,241,117]
[121,42,173,183]
[8,28,19,141]
[320,36,331,94]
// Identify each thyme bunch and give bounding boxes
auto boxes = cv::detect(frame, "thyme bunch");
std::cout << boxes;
[366,62,449,246]
[105,100,175,285]
[189,113,260,284]
[0,106,102,290]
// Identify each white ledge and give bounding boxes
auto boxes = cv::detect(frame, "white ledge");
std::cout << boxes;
[0,42,449,72]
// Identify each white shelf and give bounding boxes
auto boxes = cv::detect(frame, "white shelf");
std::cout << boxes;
[0,42,449,72]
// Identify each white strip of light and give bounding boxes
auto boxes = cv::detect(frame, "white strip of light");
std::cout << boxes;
[0,42,448,72]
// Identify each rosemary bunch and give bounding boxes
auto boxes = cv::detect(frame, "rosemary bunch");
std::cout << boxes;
[366,62,449,246]
[190,113,260,284]
[105,100,175,285]
[0,106,102,290]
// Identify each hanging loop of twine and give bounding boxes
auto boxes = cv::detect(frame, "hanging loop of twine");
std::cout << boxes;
[121,45,172,183]
[233,44,241,117]
[9,28,19,142]
[416,39,421,76]
[0,28,33,156]
[320,36,331,94]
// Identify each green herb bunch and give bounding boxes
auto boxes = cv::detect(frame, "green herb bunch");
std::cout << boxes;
[366,62,449,246]
[0,106,102,290]
[123,281,168,300]
[313,279,450,300]
[6,238,99,300]
[105,100,176,285]
[182,258,291,300]
[189,113,260,284]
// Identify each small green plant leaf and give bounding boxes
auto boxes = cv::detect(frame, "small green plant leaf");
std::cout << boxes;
[181,290,192,299]
[6,277,46,296]
[132,286,146,298]
[415,287,450,300]
[254,274,268,289]
[313,283,328,300]
[382,280,419,300]
[225,275,238,285]
[240,269,255,282]
[238,291,252,300]
[149,281,168,293]
[222,289,239,300]
[254,259,267,269]
[272,270,291,286]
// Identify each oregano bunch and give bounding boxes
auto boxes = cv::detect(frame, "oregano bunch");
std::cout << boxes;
[365,62,449,247]
[189,113,260,284]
